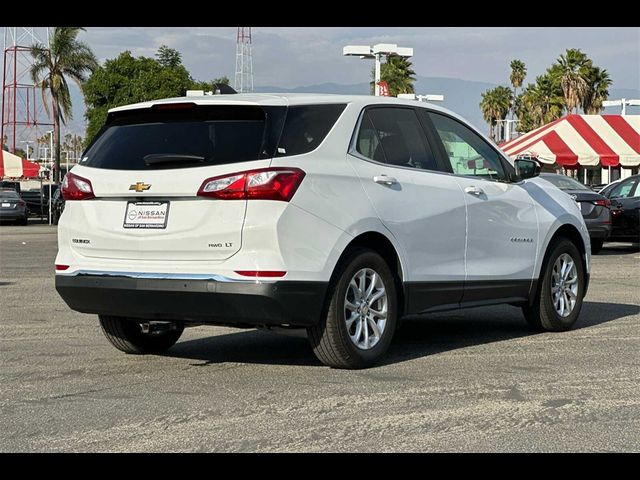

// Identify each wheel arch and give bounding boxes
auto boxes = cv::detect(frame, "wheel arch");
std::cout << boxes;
[532,222,589,305]
[330,231,406,317]
[545,223,587,268]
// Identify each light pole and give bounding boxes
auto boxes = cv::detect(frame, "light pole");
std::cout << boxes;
[602,98,640,115]
[343,44,413,96]
[46,129,53,225]
[63,150,70,177]
[495,119,518,142]
[20,141,32,159]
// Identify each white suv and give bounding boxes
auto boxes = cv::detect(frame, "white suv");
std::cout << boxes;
[55,94,590,368]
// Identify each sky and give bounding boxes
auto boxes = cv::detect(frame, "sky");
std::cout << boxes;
[80,27,640,90]
[50,26,639,136]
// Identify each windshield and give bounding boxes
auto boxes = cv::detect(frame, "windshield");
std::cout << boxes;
[542,175,590,191]
[0,190,20,199]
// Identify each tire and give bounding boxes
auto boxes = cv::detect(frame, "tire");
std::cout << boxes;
[19,216,28,226]
[98,315,184,354]
[591,239,603,254]
[307,248,398,369]
[523,238,585,332]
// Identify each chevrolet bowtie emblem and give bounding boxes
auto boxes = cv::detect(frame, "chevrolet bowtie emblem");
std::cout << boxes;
[129,182,151,193]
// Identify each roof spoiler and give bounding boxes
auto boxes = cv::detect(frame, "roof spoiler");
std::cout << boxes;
[186,84,238,97]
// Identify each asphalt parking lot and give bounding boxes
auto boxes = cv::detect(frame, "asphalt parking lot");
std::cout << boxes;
[1,224,638,452]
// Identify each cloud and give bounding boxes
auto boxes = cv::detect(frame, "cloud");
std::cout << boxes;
[82,26,639,89]
[64,26,639,136]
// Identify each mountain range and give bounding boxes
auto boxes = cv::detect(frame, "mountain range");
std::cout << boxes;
[68,77,639,138]
[256,78,640,131]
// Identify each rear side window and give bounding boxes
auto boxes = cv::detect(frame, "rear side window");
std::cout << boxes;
[81,105,284,170]
[357,107,438,171]
[356,113,385,162]
[276,104,346,157]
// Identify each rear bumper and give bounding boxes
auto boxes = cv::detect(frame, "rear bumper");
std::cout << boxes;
[586,223,611,240]
[55,274,328,327]
[0,209,26,220]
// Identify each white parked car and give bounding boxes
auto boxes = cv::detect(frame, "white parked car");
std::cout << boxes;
[55,94,590,368]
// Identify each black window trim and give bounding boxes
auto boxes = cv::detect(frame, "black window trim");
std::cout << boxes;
[347,105,453,177]
[418,108,519,184]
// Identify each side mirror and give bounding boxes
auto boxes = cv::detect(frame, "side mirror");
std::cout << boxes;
[514,158,541,180]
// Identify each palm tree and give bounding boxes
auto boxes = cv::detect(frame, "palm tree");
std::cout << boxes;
[480,86,513,141]
[555,48,591,114]
[480,89,498,138]
[521,74,565,129]
[509,60,526,118]
[370,55,416,97]
[582,67,612,114]
[31,27,98,183]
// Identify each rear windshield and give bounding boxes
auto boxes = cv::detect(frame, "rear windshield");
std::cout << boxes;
[0,190,20,199]
[81,103,346,170]
[542,175,589,191]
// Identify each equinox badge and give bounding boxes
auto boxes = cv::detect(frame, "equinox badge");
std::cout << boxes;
[129,182,151,193]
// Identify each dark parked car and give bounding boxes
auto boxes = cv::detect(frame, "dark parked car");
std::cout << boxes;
[540,173,611,254]
[0,180,21,194]
[20,184,59,218]
[0,188,28,225]
[599,174,640,245]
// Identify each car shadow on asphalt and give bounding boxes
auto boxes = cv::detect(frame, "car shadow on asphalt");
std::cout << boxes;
[165,301,638,368]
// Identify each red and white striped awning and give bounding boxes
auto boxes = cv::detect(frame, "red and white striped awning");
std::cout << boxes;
[0,149,40,178]
[501,114,640,167]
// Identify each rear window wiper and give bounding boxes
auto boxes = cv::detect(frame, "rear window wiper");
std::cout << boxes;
[143,154,206,166]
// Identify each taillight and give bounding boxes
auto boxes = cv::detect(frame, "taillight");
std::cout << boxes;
[61,172,95,200]
[17,199,26,207]
[197,168,305,202]
[55,264,69,271]
[594,199,611,208]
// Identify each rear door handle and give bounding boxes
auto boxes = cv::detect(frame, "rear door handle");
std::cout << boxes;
[464,186,484,196]
[373,175,398,186]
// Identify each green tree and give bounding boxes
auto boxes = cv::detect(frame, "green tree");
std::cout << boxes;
[480,86,513,141]
[156,45,182,68]
[582,66,612,114]
[370,55,416,97]
[30,27,98,182]
[509,59,527,117]
[191,76,231,92]
[83,49,193,143]
[516,74,564,132]
[554,48,591,113]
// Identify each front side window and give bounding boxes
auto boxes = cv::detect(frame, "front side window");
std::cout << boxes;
[427,112,506,181]
[609,178,638,199]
